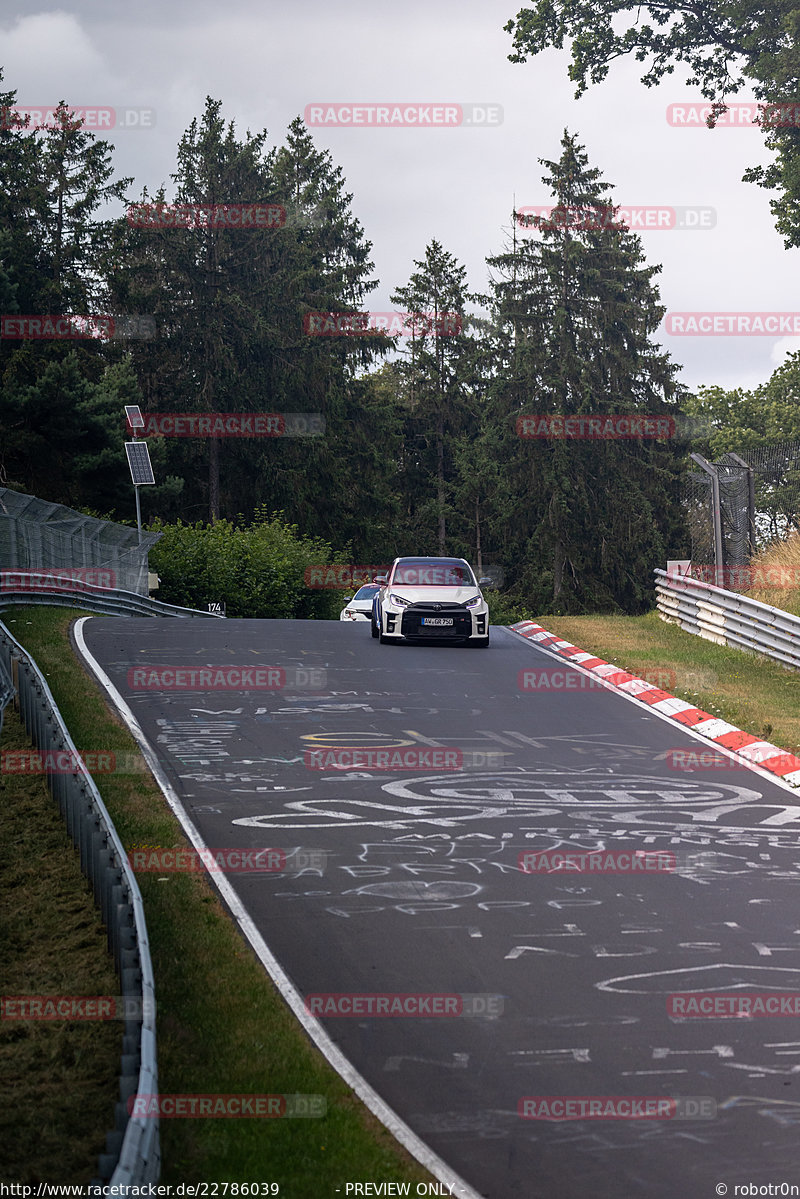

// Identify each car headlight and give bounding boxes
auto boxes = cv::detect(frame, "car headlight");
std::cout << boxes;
[465,595,483,608]
[390,593,411,607]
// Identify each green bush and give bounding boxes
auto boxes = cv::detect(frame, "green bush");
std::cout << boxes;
[147,508,348,619]
[485,590,538,626]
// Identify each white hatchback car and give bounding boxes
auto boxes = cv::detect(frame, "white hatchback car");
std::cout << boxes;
[371,556,490,647]
[340,583,381,621]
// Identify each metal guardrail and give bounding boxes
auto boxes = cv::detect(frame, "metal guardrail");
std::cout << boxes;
[0,574,223,619]
[0,650,14,736]
[0,617,160,1185]
[655,567,800,670]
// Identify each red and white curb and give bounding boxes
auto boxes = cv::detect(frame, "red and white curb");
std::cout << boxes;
[511,620,800,787]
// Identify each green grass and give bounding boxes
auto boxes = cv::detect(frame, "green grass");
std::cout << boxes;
[0,607,434,1190]
[0,702,121,1183]
[747,531,800,617]
[524,608,800,755]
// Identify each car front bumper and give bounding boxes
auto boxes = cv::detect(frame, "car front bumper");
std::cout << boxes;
[381,603,488,641]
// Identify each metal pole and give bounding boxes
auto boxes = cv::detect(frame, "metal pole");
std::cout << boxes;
[134,485,142,546]
[690,453,724,581]
[130,418,143,547]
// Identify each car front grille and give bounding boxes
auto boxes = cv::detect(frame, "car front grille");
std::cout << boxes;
[400,602,472,638]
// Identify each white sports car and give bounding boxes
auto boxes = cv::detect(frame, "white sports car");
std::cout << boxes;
[340,583,381,621]
[371,556,490,647]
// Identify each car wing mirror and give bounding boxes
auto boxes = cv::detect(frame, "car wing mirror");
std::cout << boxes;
[374,574,388,584]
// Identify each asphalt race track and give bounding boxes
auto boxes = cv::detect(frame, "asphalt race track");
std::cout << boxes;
[76,617,800,1198]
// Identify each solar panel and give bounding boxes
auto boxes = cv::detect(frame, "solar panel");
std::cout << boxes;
[125,405,145,429]
[125,441,155,485]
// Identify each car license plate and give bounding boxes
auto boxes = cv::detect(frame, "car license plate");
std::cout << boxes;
[421,617,453,627]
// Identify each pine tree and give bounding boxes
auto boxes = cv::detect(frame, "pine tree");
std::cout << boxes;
[390,241,482,554]
[35,103,132,314]
[486,132,687,611]
[111,106,390,528]
[242,117,388,537]
[0,79,137,507]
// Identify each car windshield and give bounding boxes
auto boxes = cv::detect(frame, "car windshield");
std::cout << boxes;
[353,585,380,599]
[391,559,476,587]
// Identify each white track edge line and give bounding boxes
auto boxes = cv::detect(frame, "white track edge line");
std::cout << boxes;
[72,617,483,1199]
[500,625,800,799]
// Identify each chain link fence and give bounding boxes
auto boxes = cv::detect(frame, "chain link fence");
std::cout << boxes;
[685,466,717,569]
[0,487,160,595]
[686,442,800,568]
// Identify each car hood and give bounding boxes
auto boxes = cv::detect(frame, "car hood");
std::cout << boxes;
[386,586,482,605]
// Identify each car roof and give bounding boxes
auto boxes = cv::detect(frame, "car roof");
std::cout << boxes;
[392,556,470,565]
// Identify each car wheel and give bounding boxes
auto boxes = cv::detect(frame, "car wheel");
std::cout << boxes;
[470,636,490,648]
[371,617,379,638]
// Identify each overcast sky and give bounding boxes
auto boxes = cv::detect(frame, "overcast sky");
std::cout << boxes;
[1,0,796,393]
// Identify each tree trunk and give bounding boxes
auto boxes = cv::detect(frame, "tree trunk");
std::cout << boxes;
[551,491,564,601]
[475,496,482,573]
[437,413,446,553]
[204,211,220,521]
[209,436,220,521]
[553,534,564,602]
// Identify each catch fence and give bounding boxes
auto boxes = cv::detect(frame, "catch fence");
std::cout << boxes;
[0,487,160,595]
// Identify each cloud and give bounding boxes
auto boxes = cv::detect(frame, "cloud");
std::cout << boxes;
[770,337,800,367]
[0,11,105,97]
